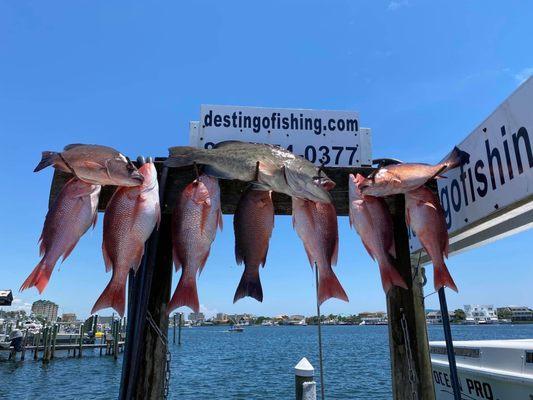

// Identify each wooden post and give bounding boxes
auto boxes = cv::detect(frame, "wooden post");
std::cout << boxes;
[173,314,176,345]
[178,313,182,345]
[295,357,315,400]
[386,195,435,400]
[34,330,41,360]
[124,214,173,399]
[100,333,104,356]
[78,325,84,358]
[42,327,49,364]
[51,324,58,359]
[21,329,29,361]
[113,320,119,360]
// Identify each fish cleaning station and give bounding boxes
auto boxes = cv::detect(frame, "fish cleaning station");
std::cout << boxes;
[24,77,533,399]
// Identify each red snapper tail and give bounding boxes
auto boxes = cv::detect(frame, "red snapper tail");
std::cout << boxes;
[91,273,126,317]
[168,273,199,314]
[20,259,54,293]
[377,256,408,293]
[434,260,458,292]
[233,269,263,303]
[318,267,349,305]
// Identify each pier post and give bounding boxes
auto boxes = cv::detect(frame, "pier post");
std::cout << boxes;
[78,325,84,358]
[173,313,176,344]
[113,320,119,360]
[387,195,435,400]
[21,328,29,361]
[34,330,40,360]
[51,324,58,359]
[295,357,315,400]
[42,326,49,364]
[178,313,182,345]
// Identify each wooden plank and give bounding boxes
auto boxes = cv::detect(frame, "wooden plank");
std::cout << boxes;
[387,195,435,400]
[48,160,373,216]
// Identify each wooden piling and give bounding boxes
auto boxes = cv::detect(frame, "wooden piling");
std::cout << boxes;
[386,195,435,400]
[178,313,182,345]
[51,324,58,359]
[21,329,29,361]
[78,325,84,358]
[34,330,40,360]
[173,314,176,345]
[295,357,315,400]
[42,327,50,364]
[113,320,119,360]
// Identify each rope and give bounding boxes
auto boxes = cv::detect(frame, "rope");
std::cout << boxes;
[400,309,419,400]
[146,311,171,399]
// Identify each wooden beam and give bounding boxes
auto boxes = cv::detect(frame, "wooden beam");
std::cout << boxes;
[387,195,435,400]
[48,160,373,216]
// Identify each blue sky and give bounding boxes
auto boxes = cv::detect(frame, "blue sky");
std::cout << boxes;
[1,1,532,319]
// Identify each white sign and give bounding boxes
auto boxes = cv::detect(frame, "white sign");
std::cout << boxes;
[410,77,533,258]
[189,104,372,167]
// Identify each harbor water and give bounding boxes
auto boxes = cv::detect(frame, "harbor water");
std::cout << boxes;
[1,324,532,399]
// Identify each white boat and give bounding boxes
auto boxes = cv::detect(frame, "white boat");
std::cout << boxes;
[430,339,533,399]
[228,324,244,333]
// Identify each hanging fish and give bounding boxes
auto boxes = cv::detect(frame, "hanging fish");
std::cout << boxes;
[357,147,470,197]
[165,141,335,203]
[34,143,143,187]
[91,162,160,317]
[233,187,274,303]
[405,186,458,292]
[292,198,348,305]
[348,174,407,293]
[20,178,101,293]
[168,174,222,314]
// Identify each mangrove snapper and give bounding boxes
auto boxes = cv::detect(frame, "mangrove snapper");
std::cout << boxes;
[168,175,222,314]
[405,186,457,292]
[20,179,101,293]
[92,162,160,316]
[165,141,334,203]
[233,187,274,303]
[358,147,470,197]
[34,144,143,187]
[292,198,348,305]
[348,174,407,293]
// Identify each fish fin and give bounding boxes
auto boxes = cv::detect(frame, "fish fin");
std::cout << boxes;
[249,182,270,191]
[233,269,263,303]
[388,238,396,258]
[434,260,458,292]
[20,258,54,294]
[192,181,210,205]
[422,201,437,210]
[258,160,278,177]
[83,160,107,172]
[443,235,449,259]
[92,212,98,229]
[442,146,470,171]
[91,273,127,317]
[331,237,339,266]
[434,175,447,179]
[165,146,207,168]
[318,268,349,305]
[378,256,408,293]
[38,235,46,256]
[61,240,79,264]
[168,273,199,314]
[34,151,59,172]
[131,245,145,273]
[218,208,223,231]
[360,238,376,260]
[198,251,210,275]
[200,165,232,180]
[102,243,113,272]
[213,140,243,149]
[63,143,85,151]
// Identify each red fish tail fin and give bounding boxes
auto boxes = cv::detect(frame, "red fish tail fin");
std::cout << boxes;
[168,273,199,314]
[443,146,470,171]
[434,260,458,292]
[318,268,349,305]
[33,151,58,172]
[20,259,54,293]
[378,257,408,294]
[233,269,263,303]
[91,274,126,317]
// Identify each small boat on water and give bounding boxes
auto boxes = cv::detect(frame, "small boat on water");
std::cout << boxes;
[228,324,244,333]
[430,339,533,399]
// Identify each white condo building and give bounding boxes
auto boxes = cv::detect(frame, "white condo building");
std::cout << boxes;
[464,304,499,324]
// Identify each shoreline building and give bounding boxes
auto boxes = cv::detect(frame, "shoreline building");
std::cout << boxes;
[188,312,205,324]
[497,306,533,322]
[464,305,498,324]
[31,300,59,322]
